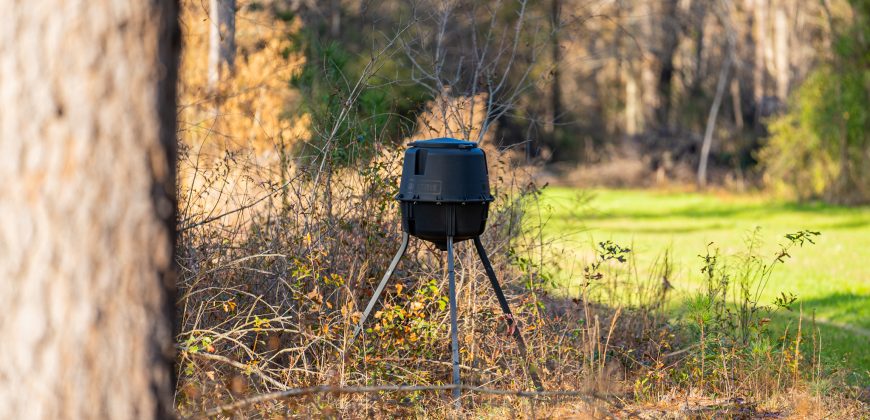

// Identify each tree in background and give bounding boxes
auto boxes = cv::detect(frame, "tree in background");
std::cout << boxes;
[208,0,236,92]
[760,0,868,204]
[276,0,841,184]
[289,0,552,165]
[0,0,180,418]
[289,1,428,165]
[697,0,738,188]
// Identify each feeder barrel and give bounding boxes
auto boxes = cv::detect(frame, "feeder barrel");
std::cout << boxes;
[396,138,493,250]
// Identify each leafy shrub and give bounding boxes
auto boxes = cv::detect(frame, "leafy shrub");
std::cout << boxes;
[760,3,869,204]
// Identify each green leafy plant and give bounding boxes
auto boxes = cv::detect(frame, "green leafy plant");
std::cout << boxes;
[760,2,869,204]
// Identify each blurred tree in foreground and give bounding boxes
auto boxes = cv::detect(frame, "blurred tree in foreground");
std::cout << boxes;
[760,0,869,204]
[0,1,180,418]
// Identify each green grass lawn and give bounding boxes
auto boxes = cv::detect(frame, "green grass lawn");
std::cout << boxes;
[535,187,870,383]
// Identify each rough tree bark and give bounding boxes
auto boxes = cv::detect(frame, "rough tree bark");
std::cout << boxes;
[208,0,236,91]
[0,0,180,418]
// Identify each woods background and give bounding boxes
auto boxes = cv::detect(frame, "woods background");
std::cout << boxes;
[181,0,867,207]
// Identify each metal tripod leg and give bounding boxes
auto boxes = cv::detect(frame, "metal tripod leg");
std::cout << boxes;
[350,232,409,345]
[473,236,544,391]
[446,236,462,407]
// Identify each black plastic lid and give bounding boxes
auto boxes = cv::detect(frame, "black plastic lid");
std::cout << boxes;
[397,137,492,203]
[408,137,477,149]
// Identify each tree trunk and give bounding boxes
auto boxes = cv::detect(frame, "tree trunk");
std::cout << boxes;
[752,0,769,126]
[689,0,707,95]
[330,0,342,38]
[773,1,790,100]
[731,77,744,129]
[208,0,236,91]
[0,1,180,418]
[549,0,562,137]
[656,0,680,129]
[639,0,657,130]
[625,65,641,136]
[698,53,733,188]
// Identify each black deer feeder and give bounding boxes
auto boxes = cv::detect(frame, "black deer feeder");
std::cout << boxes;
[351,138,543,403]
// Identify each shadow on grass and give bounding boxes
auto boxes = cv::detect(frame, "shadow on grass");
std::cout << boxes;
[581,205,762,221]
[595,222,732,234]
[816,218,870,230]
[552,196,870,224]
[780,200,870,215]
[663,294,870,385]
[798,293,870,331]
[766,307,870,386]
